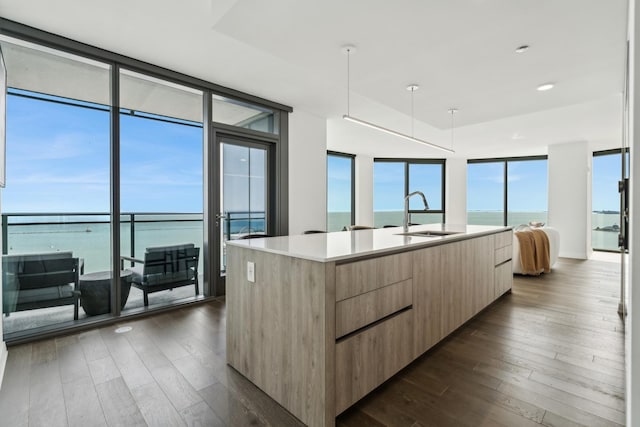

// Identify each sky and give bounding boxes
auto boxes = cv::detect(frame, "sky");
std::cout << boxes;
[4,91,204,214]
[4,90,624,217]
[330,153,624,214]
[467,160,549,212]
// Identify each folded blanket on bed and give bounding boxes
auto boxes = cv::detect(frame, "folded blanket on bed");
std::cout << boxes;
[515,229,551,276]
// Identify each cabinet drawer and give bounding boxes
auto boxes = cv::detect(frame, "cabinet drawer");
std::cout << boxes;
[495,260,513,298]
[336,279,412,339]
[335,309,414,415]
[495,230,513,249]
[494,245,512,266]
[336,252,412,301]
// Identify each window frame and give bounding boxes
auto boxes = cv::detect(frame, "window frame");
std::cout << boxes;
[374,158,446,220]
[0,18,292,343]
[326,151,356,230]
[592,148,629,253]
[467,155,548,226]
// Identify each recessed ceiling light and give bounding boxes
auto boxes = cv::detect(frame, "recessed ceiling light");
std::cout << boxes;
[515,45,530,53]
[537,83,555,91]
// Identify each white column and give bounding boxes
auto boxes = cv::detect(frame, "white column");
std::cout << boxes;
[288,110,327,235]
[445,158,468,225]
[355,155,374,227]
[547,141,592,259]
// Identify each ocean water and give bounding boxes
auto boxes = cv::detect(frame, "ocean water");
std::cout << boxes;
[4,211,622,273]
[6,221,205,273]
[4,212,269,273]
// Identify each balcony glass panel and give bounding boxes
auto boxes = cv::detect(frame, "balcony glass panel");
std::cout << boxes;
[120,69,204,311]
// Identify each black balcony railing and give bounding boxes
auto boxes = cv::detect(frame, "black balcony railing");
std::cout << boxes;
[223,211,267,241]
[2,213,205,275]
[1,211,267,268]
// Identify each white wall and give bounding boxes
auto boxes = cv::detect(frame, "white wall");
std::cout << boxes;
[355,155,374,227]
[445,158,467,225]
[288,109,327,235]
[547,141,592,259]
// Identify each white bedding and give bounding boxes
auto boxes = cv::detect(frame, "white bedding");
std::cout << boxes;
[512,226,560,275]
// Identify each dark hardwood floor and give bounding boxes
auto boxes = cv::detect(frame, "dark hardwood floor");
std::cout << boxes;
[0,257,625,426]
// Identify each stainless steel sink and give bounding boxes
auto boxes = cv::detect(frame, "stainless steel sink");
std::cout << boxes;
[395,230,462,237]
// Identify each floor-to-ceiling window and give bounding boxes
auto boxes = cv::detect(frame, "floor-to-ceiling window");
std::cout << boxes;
[373,159,445,228]
[467,157,547,227]
[593,149,628,251]
[0,19,290,342]
[327,151,355,232]
[1,37,111,336]
[119,69,204,311]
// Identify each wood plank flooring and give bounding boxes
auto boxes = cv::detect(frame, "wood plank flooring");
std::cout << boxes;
[0,257,625,427]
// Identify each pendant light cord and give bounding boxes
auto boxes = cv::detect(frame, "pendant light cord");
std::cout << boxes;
[448,108,457,149]
[347,48,351,116]
[411,88,414,137]
[450,110,454,147]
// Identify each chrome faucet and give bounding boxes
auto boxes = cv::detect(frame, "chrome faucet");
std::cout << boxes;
[403,191,430,232]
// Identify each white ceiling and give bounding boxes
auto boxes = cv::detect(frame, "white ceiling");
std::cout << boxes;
[0,0,629,158]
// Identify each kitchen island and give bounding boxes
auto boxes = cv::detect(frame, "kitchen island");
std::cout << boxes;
[226,224,512,427]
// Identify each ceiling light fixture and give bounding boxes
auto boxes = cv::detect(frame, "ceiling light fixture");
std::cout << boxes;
[515,45,530,53]
[341,45,454,154]
[537,82,555,91]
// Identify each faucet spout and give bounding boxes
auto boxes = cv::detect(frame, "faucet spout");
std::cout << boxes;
[403,191,430,232]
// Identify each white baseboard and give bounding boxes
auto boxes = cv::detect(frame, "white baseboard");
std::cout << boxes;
[0,341,7,389]
[559,251,588,260]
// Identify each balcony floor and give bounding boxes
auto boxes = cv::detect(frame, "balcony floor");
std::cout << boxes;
[3,285,199,336]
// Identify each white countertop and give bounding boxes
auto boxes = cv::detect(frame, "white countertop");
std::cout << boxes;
[226,224,511,263]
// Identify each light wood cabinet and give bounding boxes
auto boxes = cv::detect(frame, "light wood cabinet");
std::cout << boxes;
[495,260,513,297]
[471,235,496,313]
[335,279,412,339]
[412,245,443,356]
[493,229,513,298]
[227,229,511,427]
[335,309,414,414]
[335,252,412,301]
[495,230,513,248]
[440,236,494,337]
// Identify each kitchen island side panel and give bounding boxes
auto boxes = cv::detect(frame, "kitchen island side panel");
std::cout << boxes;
[226,245,335,427]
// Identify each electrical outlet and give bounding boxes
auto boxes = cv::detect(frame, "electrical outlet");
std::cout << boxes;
[247,261,255,283]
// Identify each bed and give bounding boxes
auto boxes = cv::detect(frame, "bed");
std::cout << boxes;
[512,226,560,275]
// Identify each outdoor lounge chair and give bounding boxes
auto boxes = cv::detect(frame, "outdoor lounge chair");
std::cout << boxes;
[122,243,200,306]
[2,252,82,320]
